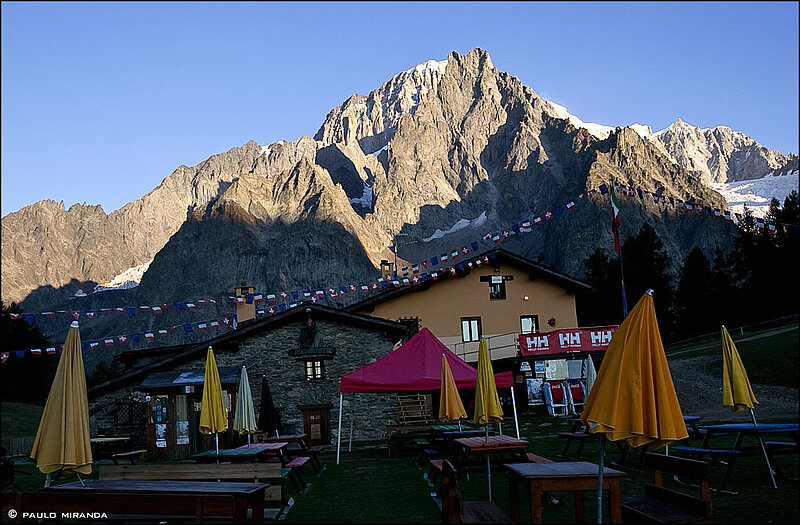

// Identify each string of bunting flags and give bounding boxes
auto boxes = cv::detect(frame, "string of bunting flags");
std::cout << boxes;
[2,298,220,325]
[4,181,797,363]
[1,315,238,364]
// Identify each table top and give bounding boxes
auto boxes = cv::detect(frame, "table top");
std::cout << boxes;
[258,433,307,444]
[432,424,471,431]
[504,461,625,479]
[191,448,267,459]
[454,435,528,450]
[90,437,130,444]
[442,430,486,438]
[697,423,799,433]
[44,479,268,496]
[683,415,701,423]
[235,442,287,451]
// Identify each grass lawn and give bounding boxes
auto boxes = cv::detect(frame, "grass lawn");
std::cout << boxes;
[1,402,42,438]
[666,322,799,388]
[281,416,799,524]
[710,330,799,387]
[6,414,797,523]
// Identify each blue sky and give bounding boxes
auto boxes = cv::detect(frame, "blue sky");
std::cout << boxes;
[2,1,798,215]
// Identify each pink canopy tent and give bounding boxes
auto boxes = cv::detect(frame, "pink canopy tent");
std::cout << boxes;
[336,328,519,463]
[341,328,514,392]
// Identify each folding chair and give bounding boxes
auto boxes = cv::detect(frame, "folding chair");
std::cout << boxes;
[564,379,587,415]
[543,380,569,416]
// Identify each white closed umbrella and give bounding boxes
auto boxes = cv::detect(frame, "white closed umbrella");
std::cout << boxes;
[233,366,259,447]
[583,355,597,396]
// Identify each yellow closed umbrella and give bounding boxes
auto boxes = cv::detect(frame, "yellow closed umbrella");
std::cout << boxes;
[581,291,687,447]
[580,290,687,523]
[721,325,776,488]
[30,321,92,486]
[473,338,503,425]
[472,337,503,501]
[233,365,259,447]
[721,325,758,412]
[199,346,228,454]
[439,354,467,423]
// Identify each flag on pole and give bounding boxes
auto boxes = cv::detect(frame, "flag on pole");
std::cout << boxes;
[611,186,621,253]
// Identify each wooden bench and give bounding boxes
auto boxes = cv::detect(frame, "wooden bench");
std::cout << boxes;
[441,459,512,523]
[99,462,288,507]
[671,446,741,461]
[621,452,713,524]
[526,453,554,463]
[558,432,591,458]
[284,457,311,492]
[112,449,147,465]
[304,444,326,474]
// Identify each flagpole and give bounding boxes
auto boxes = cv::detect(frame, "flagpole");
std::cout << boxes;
[611,186,628,318]
[619,247,628,318]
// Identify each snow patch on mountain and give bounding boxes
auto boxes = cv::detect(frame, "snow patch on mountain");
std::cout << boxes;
[94,260,152,292]
[710,172,799,218]
[349,181,374,210]
[542,101,614,139]
[369,145,388,157]
[423,211,487,242]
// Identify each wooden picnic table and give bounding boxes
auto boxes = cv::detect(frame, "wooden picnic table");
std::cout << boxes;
[452,435,529,473]
[694,422,799,488]
[504,461,626,524]
[90,436,131,459]
[254,433,324,474]
[190,447,276,463]
[235,442,288,454]
[4,479,267,523]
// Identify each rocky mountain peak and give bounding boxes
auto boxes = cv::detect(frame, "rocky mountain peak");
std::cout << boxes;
[2,47,779,315]
[656,119,795,184]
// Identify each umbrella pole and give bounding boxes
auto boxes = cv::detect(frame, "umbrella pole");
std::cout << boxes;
[597,434,606,524]
[44,473,51,488]
[510,387,520,439]
[487,453,492,502]
[749,408,778,488]
[248,434,251,448]
[348,400,354,452]
[336,393,343,465]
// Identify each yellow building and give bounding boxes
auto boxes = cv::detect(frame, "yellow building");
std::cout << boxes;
[346,248,591,365]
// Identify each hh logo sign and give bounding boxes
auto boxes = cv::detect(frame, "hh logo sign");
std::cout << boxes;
[519,326,617,356]
[558,332,582,347]
[524,335,549,350]
[590,330,614,346]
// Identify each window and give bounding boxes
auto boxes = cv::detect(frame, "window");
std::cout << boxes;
[480,275,513,301]
[304,360,324,380]
[489,280,506,300]
[520,315,539,334]
[461,317,482,343]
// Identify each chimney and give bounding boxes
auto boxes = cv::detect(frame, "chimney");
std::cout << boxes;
[380,259,394,275]
[234,283,256,323]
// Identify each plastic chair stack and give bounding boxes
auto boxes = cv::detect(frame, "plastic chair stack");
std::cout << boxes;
[543,380,569,416]
[564,379,587,415]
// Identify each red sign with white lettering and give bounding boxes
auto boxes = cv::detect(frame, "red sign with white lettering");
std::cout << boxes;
[518,326,618,356]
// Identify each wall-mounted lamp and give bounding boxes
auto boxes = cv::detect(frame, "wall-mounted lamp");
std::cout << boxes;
[523,295,529,301]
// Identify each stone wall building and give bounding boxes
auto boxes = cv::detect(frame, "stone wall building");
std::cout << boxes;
[88,303,408,459]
